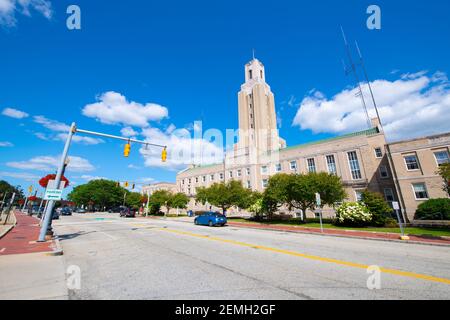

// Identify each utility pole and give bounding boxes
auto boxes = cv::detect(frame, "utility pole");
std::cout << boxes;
[340,26,371,129]
[3,193,16,226]
[355,40,383,131]
[0,192,7,212]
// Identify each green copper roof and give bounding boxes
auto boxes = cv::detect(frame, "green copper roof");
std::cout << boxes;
[273,127,380,154]
[179,162,223,174]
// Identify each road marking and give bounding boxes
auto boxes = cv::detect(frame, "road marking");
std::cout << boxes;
[158,228,450,286]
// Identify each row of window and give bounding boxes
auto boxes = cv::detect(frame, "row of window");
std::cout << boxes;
[403,151,449,171]
[180,151,366,186]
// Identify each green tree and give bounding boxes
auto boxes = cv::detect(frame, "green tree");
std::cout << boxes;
[361,190,393,226]
[68,179,127,209]
[126,192,143,210]
[437,163,450,196]
[246,192,264,220]
[194,180,250,214]
[0,180,24,204]
[149,190,171,215]
[170,193,190,214]
[262,174,291,219]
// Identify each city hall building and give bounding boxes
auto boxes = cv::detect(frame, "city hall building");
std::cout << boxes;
[175,58,401,219]
[144,59,449,221]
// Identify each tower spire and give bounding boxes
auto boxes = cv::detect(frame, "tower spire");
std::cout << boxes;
[252,48,255,60]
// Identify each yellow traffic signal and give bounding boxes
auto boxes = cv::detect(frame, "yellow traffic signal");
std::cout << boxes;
[124,181,129,188]
[28,186,33,194]
[162,147,167,162]
[116,181,120,187]
[124,142,131,157]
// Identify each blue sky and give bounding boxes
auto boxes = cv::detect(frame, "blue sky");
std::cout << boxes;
[1,0,450,196]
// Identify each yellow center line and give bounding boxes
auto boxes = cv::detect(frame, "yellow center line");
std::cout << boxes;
[157,227,450,286]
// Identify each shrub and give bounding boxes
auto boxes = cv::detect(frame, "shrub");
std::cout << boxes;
[414,199,450,220]
[335,202,372,227]
[361,190,394,227]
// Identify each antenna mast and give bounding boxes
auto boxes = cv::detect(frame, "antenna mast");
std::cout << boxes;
[340,27,371,129]
[355,41,383,131]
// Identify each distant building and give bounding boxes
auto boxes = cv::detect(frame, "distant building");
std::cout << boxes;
[387,133,450,221]
[142,182,177,195]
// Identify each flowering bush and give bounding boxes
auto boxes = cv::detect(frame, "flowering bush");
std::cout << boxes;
[335,202,372,227]
[39,174,70,188]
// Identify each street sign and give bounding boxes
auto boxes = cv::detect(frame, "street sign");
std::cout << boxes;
[315,193,321,207]
[392,201,400,210]
[47,179,66,190]
[44,189,63,201]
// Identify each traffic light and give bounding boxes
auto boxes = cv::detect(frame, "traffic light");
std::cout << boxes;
[124,142,131,157]
[116,181,120,187]
[28,186,33,194]
[162,147,167,162]
[124,181,129,188]
[132,184,135,190]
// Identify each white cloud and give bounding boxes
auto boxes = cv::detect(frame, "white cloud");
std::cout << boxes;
[0,0,52,27]
[7,155,95,172]
[33,116,104,145]
[33,115,69,132]
[0,141,13,147]
[292,71,450,141]
[2,107,29,119]
[56,133,104,146]
[121,126,138,137]
[127,164,141,169]
[139,125,224,170]
[82,91,169,127]
[0,171,40,182]
[79,175,107,181]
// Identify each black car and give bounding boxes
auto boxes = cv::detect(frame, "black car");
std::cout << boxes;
[61,207,72,216]
[108,206,123,213]
[120,207,136,218]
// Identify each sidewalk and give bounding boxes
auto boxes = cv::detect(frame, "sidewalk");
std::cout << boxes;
[0,211,55,256]
[0,210,68,300]
[147,216,450,247]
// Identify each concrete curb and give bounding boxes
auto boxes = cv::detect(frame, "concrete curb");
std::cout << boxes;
[0,211,17,240]
[146,216,450,248]
[226,223,450,248]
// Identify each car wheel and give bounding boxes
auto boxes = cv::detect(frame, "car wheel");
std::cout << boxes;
[208,220,213,227]
[194,219,198,225]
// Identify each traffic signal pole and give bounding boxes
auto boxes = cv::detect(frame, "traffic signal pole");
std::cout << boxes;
[37,123,167,242]
[38,123,76,242]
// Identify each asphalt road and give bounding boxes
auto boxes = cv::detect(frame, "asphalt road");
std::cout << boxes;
[53,212,450,300]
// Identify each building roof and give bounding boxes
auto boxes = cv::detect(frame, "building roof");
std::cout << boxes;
[277,127,380,153]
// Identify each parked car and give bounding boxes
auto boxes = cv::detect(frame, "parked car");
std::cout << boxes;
[76,208,87,214]
[108,206,123,213]
[120,207,136,218]
[194,212,227,227]
[61,207,72,216]
[52,208,60,220]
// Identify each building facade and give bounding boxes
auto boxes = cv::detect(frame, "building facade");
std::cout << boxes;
[176,58,399,218]
[386,133,450,221]
[142,182,178,196]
